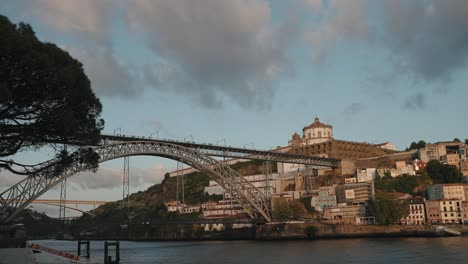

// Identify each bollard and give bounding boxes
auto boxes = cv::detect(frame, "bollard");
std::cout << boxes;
[104,241,120,264]
[77,240,90,259]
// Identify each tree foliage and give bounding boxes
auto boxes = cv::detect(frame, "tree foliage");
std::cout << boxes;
[0,15,104,174]
[426,160,461,183]
[453,138,461,143]
[374,173,431,194]
[370,192,409,225]
[407,140,426,151]
[272,198,305,221]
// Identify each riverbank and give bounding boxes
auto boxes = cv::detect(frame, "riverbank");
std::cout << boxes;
[255,223,466,240]
[67,223,467,241]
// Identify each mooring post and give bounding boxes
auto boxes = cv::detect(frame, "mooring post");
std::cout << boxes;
[104,241,120,264]
[77,240,90,259]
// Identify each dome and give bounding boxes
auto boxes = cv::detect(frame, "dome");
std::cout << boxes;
[303,117,332,131]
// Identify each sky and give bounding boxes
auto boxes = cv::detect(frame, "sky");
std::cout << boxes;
[1,0,468,216]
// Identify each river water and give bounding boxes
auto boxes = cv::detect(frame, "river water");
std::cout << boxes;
[33,237,468,264]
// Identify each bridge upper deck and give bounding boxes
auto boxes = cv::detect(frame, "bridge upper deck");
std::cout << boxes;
[100,134,340,168]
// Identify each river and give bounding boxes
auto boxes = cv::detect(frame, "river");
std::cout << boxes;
[33,237,468,264]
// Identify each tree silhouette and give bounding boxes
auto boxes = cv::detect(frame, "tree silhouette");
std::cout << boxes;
[0,15,104,175]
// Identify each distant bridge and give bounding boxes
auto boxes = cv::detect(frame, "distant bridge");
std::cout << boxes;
[30,199,108,207]
[1,134,340,224]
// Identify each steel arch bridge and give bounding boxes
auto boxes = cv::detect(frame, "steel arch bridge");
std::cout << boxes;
[0,141,273,223]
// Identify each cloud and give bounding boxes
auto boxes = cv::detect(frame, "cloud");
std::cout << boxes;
[127,0,295,109]
[66,47,140,98]
[404,93,426,110]
[7,0,140,98]
[305,0,369,63]
[306,0,468,82]
[380,0,468,81]
[0,170,25,191]
[6,0,296,108]
[344,103,365,117]
[27,0,112,45]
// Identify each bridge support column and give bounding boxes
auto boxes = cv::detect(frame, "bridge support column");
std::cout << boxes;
[58,179,67,222]
[122,157,130,209]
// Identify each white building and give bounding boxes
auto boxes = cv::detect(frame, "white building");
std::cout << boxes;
[375,142,396,151]
[356,168,376,182]
[164,201,201,214]
[201,200,247,218]
[402,197,426,225]
[205,173,279,199]
[288,117,333,147]
[440,199,463,224]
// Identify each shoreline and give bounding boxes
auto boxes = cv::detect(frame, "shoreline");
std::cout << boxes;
[50,223,467,242]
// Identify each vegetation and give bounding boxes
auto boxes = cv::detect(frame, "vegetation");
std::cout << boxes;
[453,138,461,143]
[370,192,409,225]
[300,196,316,213]
[406,140,426,151]
[0,15,104,175]
[272,198,306,221]
[374,173,431,195]
[426,160,461,183]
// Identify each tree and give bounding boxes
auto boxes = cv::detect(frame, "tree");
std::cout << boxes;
[426,160,461,183]
[407,140,426,151]
[370,193,409,225]
[272,198,305,221]
[465,138,468,145]
[453,138,461,143]
[0,15,104,175]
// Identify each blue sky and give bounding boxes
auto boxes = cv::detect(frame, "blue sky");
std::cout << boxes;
[1,0,468,216]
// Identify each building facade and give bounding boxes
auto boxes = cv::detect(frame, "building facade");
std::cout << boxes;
[428,184,468,201]
[335,182,375,205]
[402,197,426,225]
[288,117,393,160]
[311,191,337,211]
[322,204,368,225]
[425,200,442,224]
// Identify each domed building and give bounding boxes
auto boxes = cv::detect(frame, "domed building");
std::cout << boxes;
[302,117,333,145]
[288,117,393,160]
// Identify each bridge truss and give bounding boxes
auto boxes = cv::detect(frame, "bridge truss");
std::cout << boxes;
[1,136,341,224]
[0,141,273,223]
[101,134,340,168]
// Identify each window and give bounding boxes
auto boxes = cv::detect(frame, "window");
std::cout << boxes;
[318,132,322,137]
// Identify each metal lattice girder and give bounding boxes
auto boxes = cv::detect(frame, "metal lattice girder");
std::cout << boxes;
[101,134,340,168]
[0,141,272,223]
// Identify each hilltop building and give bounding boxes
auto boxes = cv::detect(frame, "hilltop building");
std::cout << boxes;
[418,142,468,173]
[287,117,394,161]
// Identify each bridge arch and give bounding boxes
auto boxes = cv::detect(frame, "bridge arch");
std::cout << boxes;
[0,141,271,223]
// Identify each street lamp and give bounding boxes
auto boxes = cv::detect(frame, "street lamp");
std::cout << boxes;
[184,135,193,142]
[244,142,254,149]
[113,128,121,135]
[216,138,226,146]
[150,130,159,139]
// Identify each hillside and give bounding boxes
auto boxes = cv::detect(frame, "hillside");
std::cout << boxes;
[76,160,276,224]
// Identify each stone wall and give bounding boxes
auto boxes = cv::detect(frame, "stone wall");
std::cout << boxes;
[255,223,445,240]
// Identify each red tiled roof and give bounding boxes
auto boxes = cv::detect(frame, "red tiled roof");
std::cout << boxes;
[303,117,332,131]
